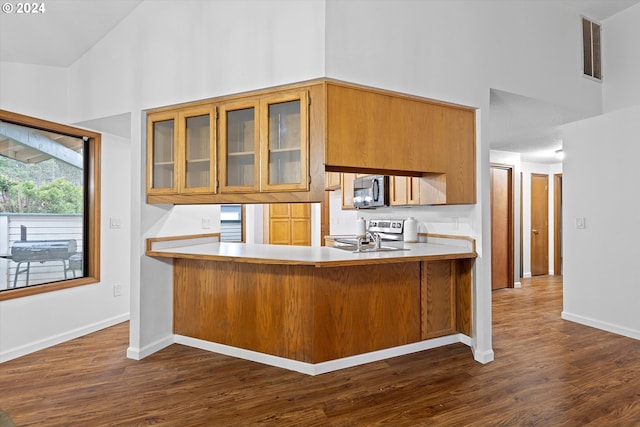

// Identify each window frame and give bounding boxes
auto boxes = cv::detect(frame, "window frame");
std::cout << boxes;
[0,109,101,301]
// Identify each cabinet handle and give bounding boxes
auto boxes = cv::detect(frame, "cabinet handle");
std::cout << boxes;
[532,229,539,234]
[409,178,414,202]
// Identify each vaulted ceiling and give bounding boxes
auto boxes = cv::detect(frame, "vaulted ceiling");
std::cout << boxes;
[1,0,639,163]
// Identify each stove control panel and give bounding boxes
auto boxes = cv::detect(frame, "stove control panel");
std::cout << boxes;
[368,219,404,234]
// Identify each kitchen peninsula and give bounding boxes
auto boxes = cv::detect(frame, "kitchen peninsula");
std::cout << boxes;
[147,234,476,375]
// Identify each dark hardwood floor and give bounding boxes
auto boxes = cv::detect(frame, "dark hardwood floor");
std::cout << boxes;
[1,276,639,426]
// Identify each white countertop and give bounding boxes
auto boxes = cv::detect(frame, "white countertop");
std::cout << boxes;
[147,239,476,268]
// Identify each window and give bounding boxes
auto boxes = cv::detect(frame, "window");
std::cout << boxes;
[0,110,100,300]
[582,17,602,80]
[220,204,243,242]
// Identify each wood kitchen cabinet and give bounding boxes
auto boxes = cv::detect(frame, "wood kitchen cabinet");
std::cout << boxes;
[390,174,447,206]
[268,203,311,246]
[147,111,178,195]
[147,106,216,195]
[260,91,309,192]
[324,172,341,190]
[180,106,216,193]
[218,90,309,194]
[340,173,356,210]
[146,78,475,205]
[421,258,473,339]
[390,176,421,206]
[218,99,260,193]
[324,81,475,204]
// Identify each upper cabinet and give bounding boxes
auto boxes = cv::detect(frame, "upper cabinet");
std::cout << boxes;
[147,106,216,196]
[260,91,309,192]
[180,106,216,194]
[390,176,420,206]
[147,111,179,195]
[390,174,447,206]
[219,99,260,193]
[146,79,476,205]
[217,90,309,194]
[324,81,476,204]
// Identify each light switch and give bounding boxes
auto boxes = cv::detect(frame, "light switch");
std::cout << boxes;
[110,217,121,229]
[575,217,586,229]
[201,217,212,229]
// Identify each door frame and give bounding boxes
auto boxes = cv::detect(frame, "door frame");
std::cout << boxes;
[490,163,514,289]
[554,174,562,275]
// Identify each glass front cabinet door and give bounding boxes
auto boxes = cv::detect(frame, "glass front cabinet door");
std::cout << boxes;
[260,91,309,192]
[178,106,216,194]
[147,111,179,195]
[218,100,260,193]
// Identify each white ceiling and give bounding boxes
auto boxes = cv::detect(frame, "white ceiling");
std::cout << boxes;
[0,0,142,67]
[1,0,639,163]
[489,89,588,164]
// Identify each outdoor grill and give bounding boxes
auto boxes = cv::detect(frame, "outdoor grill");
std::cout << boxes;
[8,226,79,288]
[11,239,77,263]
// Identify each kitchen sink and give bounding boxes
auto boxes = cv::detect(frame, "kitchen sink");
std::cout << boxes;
[331,243,408,253]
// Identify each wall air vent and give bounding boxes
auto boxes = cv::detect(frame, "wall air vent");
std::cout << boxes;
[582,17,601,81]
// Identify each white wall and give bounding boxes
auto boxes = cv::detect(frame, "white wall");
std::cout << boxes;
[325,0,602,114]
[602,3,640,112]
[0,132,131,362]
[560,2,640,341]
[562,104,640,339]
[67,0,326,121]
[0,62,69,124]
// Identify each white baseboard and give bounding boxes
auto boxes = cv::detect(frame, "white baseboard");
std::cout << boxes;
[523,272,532,278]
[175,334,470,375]
[514,281,522,288]
[472,347,495,364]
[0,313,129,363]
[126,334,174,360]
[561,311,640,341]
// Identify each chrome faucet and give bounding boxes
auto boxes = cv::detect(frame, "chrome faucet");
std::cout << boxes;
[357,231,382,251]
[369,231,382,249]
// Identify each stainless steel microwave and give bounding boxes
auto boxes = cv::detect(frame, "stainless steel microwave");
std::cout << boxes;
[353,175,389,208]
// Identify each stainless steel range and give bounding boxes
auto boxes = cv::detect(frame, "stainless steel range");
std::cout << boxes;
[368,219,404,241]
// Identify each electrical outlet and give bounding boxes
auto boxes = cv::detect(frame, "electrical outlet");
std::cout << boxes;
[110,217,121,229]
[575,217,586,229]
[113,284,122,297]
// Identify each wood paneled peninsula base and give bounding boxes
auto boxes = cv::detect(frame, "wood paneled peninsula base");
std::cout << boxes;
[146,234,476,375]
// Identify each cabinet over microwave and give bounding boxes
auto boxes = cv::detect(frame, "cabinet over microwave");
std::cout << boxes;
[353,175,389,208]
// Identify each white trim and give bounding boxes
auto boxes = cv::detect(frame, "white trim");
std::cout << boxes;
[0,313,129,363]
[472,347,495,364]
[514,281,522,288]
[523,272,532,278]
[175,334,471,375]
[126,334,174,360]
[561,311,640,341]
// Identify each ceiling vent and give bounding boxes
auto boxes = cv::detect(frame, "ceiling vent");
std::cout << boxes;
[582,17,602,81]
